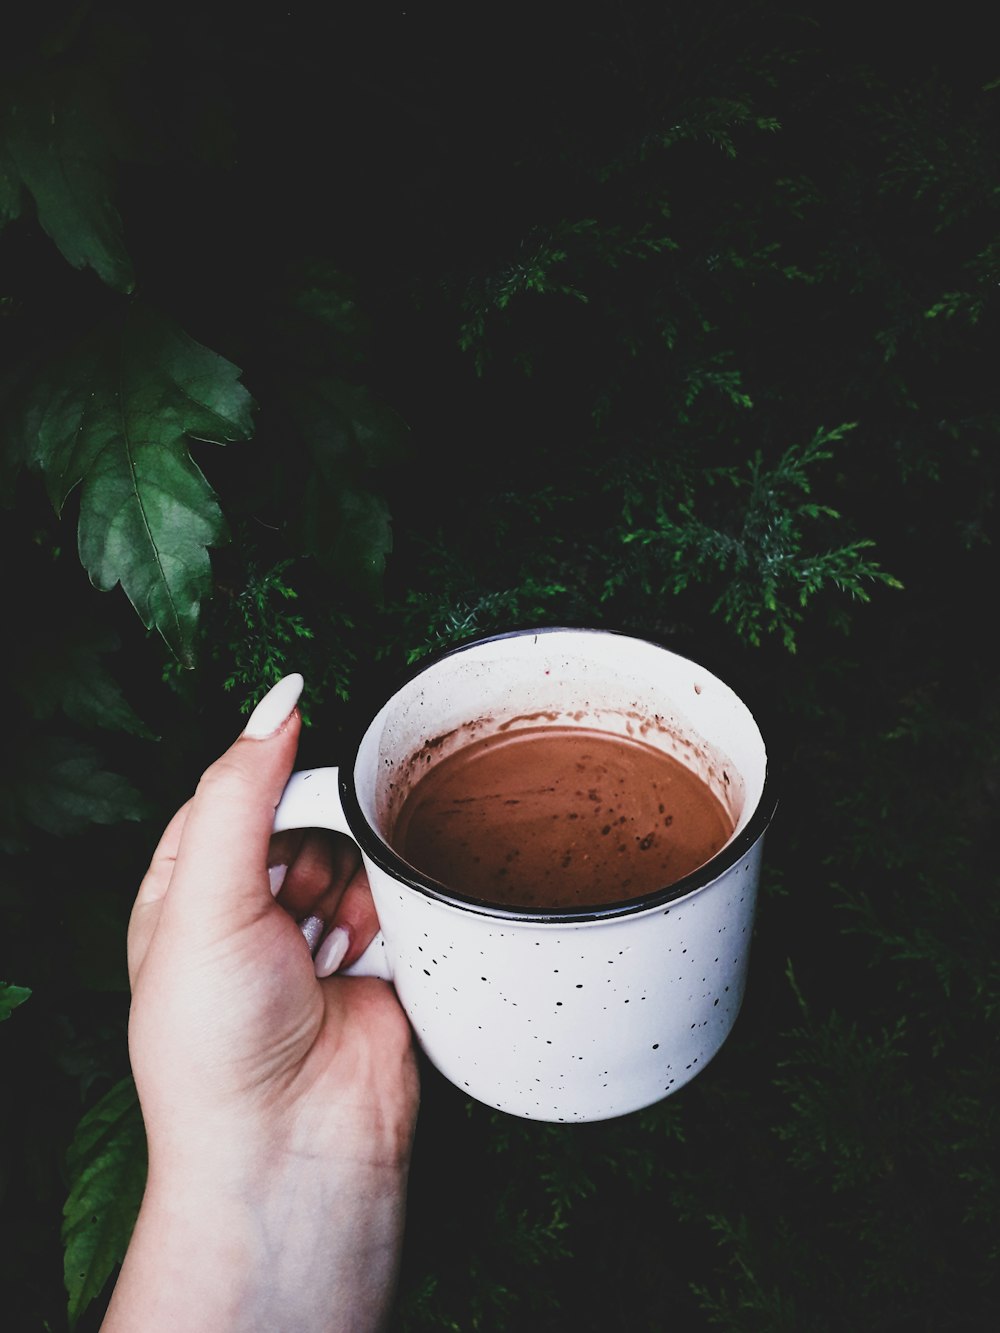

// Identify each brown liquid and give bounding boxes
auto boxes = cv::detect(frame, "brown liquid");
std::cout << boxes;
[391,726,735,909]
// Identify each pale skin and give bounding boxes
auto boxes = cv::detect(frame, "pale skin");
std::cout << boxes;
[103,689,420,1333]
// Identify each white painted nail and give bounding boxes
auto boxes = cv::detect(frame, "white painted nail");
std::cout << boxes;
[314,926,350,977]
[268,864,288,896]
[243,674,304,739]
[298,915,324,955]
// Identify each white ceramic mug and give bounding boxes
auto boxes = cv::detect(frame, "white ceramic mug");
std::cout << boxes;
[274,627,776,1122]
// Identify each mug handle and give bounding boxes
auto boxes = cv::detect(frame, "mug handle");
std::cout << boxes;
[273,768,392,981]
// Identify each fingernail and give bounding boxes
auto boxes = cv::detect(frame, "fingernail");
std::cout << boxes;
[298,914,324,955]
[268,864,288,896]
[314,926,350,977]
[243,674,304,739]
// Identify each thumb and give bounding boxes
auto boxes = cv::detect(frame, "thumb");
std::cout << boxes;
[164,674,305,932]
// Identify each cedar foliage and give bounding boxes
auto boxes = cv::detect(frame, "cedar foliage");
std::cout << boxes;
[1,3,997,1329]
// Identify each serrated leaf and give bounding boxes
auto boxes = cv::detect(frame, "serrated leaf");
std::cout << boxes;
[19,304,255,663]
[14,736,145,837]
[63,1076,146,1330]
[0,981,31,1021]
[4,65,134,291]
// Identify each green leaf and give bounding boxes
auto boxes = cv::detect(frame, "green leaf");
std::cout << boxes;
[13,736,145,837]
[63,1076,146,1330]
[3,65,134,291]
[19,304,255,663]
[0,981,31,1021]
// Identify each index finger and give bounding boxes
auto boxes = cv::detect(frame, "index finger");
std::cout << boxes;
[157,675,305,934]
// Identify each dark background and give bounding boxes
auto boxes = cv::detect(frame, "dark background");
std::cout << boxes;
[2,3,998,1329]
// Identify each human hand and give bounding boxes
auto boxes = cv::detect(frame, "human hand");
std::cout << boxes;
[103,675,420,1333]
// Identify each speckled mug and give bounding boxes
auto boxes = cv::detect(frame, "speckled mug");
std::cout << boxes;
[273,627,776,1122]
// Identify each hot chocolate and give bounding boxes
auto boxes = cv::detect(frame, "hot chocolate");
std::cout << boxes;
[391,725,735,909]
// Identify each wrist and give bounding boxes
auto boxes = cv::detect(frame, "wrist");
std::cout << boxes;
[104,1143,412,1332]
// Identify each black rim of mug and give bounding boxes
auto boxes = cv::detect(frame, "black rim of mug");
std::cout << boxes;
[337,626,780,923]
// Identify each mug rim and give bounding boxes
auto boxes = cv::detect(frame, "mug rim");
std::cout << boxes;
[339,626,779,923]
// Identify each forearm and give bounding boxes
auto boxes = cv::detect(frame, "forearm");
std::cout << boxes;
[102,1158,410,1333]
